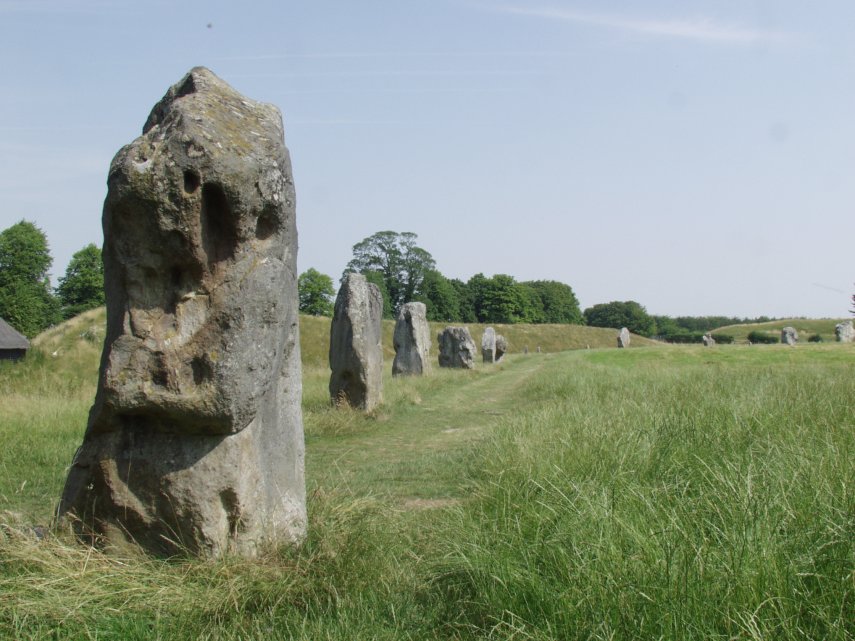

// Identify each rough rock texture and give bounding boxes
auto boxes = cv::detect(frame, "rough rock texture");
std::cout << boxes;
[481,327,496,363]
[781,326,798,346]
[437,326,476,369]
[617,327,631,348]
[495,334,508,362]
[392,302,431,376]
[702,333,715,347]
[835,320,854,343]
[58,67,306,557]
[329,273,383,410]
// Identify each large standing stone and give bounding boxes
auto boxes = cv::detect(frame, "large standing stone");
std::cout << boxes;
[617,327,631,348]
[438,326,476,369]
[329,273,383,410]
[781,326,798,346]
[835,320,854,343]
[392,302,431,376]
[702,333,715,347]
[495,334,508,362]
[481,327,496,363]
[58,67,305,557]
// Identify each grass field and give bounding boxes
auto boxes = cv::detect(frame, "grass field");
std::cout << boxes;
[714,318,851,343]
[0,315,852,640]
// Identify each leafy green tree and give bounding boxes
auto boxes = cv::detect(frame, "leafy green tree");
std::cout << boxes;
[449,278,476,322]
[298,268,335,316]
[522,280,583,324]
[344,231,436,315]
[584,300,655,337]
[472,274,528,324]
[56,243,104,319]
[0,220,60,337]
[517,283,546,323]
[416,269,460,322]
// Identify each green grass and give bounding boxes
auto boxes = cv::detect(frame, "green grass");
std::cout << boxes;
[1,315,852,640]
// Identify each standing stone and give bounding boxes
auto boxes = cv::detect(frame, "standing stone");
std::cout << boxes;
[617,327,631,348]
[495,334,508,362]
[702,333,715,347]
[781,326,798,346]
[481,327,497,363]
[437,326,476,369]
[329,273,383,410]
[835,320,854,343]
[58,67,305,557]
[392,302,431,376]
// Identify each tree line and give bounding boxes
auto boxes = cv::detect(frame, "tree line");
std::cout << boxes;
[0,224,827,340]
[298,231,786,337]
[0,220,104,337]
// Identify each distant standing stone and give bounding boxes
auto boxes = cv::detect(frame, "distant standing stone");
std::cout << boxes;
[835,320,854,343]
[438,326,476,369]
[781,326,798,346]
[481,327,497,363]
[495,334,508,362]
[617,327,631,348]
[57,67,306,558]
[329,273,384,410]
[702,333,715,347]
[392,302,431,376]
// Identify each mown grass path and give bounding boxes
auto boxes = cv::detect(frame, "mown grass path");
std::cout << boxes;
[305,354,551,502]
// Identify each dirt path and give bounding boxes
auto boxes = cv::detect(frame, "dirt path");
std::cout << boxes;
[305,355,552,502]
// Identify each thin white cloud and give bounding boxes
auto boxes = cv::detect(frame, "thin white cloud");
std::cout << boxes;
[217,51,580,62]
[498,6,794,45]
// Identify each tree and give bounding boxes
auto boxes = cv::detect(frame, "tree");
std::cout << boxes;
[471,274,529,324]
[415,269,460,322]
[522,280,583,324]
[584,300,655,337]
[0,220,60,337]
[298,268,335,316]
[56,243,104,319]
[344,231,436,315]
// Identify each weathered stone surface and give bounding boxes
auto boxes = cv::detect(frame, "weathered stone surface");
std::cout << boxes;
[392,302,431,376]
[702,333,715,347]
[58,67,306,557]
[481,327,496,363]
[781,326,798,346]
[617,327,631,348]
[437,326,476,369]
[835,320,854,343]
[329,273,383,409]
[495,334,508,362]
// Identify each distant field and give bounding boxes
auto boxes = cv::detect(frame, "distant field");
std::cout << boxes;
[714,317,850,342]
[2,313,852,639]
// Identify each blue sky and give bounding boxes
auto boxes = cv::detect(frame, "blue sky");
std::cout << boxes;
[1,0,852,318]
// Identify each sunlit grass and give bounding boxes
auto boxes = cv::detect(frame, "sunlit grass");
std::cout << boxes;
[1,312,852,639]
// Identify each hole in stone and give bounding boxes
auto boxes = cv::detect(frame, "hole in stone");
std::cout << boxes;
[255,209,279,240]
[191,357,212,385]
[151,368,169,388]
[183,170,200,194]
[170,266,184,287]
[200,182,237,267]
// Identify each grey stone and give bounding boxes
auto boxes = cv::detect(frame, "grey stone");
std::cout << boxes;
[329,273,383,410]
[58,67,306,557]
[617,327,631,348]
[437,326,476,369]
[835,320,854,343]
[392,302,431,376]
[702,333,715,347]
[495,334,508,362]
[781,326,798,346]
[481,327,496,363]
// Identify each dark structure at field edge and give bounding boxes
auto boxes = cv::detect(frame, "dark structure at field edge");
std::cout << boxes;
[0,317,29,361]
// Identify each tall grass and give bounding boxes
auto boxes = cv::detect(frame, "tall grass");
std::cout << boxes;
[0,313,852,639]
